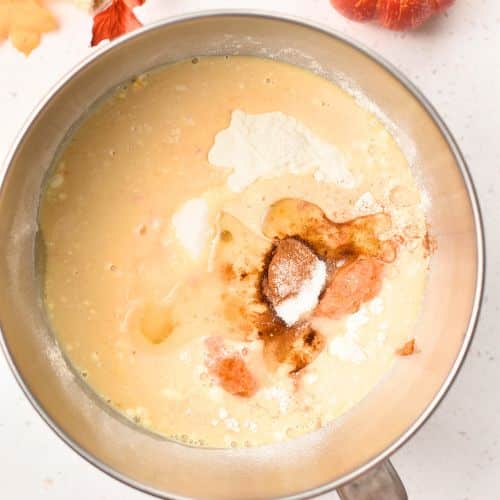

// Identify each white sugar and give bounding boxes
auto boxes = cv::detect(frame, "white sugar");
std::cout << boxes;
[328,334,367,364]
[261,386,292,415]
[274,257,327,326]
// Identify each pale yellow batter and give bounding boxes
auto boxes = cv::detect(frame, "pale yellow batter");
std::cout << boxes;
[39,56,428,448]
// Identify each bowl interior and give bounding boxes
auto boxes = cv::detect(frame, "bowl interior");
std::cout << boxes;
[0,13,482,499]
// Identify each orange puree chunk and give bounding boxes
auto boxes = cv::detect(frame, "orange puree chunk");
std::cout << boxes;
[214,355,258,397]
[315,256,383,319]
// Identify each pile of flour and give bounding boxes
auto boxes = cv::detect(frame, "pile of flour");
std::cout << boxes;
[208,110,354,192]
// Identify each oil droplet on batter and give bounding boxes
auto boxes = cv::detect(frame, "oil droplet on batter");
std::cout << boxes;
[140,303,175,344]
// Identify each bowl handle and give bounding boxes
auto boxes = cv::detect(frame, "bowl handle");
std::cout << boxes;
[337,460,407,500]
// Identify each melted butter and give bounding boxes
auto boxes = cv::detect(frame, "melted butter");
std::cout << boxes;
[39,56,428,447]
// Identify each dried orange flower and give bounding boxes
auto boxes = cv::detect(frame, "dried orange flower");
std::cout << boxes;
[91,0,145,46]
[0,0,58,55]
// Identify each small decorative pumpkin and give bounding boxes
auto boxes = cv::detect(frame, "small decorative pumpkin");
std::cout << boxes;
[330,0,455,30]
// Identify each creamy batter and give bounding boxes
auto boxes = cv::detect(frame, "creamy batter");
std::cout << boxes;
[39,56,429,448]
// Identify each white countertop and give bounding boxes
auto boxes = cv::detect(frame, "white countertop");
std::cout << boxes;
[0,1,498,498]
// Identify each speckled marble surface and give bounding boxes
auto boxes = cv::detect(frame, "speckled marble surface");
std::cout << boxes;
[0,1,498,499]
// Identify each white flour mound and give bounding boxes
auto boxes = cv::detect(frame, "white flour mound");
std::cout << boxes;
[208,110,354,192]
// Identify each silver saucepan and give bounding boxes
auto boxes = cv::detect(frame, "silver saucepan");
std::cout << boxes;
[0,11,484,500]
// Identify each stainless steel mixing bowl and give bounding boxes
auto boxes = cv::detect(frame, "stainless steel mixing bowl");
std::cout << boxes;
[0,11,484,500]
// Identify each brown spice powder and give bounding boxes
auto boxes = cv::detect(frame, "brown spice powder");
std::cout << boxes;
[261,237,318,308]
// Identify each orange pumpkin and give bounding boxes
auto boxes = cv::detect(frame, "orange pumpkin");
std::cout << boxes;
[330,0,455,30]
